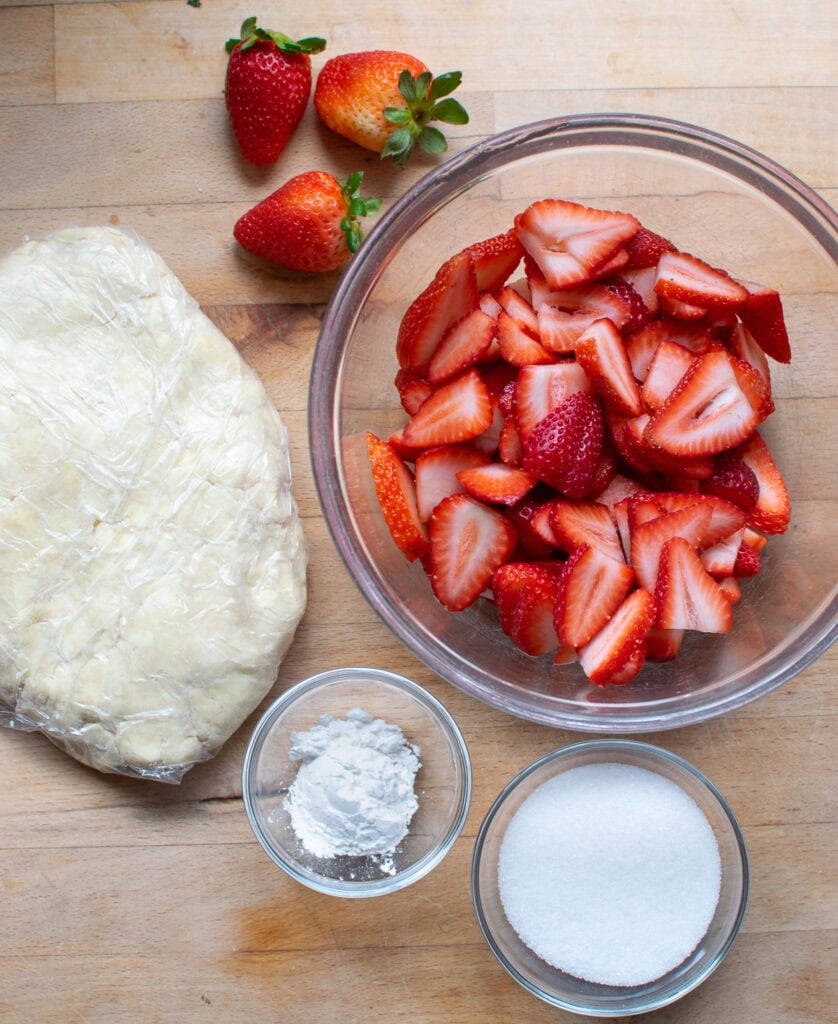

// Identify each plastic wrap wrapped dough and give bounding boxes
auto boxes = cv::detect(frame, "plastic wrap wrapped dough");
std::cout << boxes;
[0,227,307,782]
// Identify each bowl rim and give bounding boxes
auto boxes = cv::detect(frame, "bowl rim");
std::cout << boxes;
[241,666,473,897]
[470,739,750,1016]
[309,112,838,732]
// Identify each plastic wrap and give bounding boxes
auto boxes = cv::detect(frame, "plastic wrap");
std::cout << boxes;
[0,227,307,782]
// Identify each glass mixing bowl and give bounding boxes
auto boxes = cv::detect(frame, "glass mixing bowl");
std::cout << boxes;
[309,113,837,731]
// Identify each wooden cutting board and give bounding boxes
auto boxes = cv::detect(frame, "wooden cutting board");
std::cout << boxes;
[1,2,836,1022]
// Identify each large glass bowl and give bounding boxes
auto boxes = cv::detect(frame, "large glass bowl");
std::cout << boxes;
[309,113,837,731]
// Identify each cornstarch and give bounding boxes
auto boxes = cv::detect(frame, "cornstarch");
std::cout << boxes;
[285,708,420,869]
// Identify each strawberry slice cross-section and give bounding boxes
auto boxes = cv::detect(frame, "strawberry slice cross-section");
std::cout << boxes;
[514,199,640,291]
[427,493,518,612]
[366,432,430,561]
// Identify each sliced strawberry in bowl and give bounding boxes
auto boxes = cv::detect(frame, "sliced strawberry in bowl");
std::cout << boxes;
[514,362,592,442]
[578,587,656,686]
[575,317,643,417]
[522,390,604,500]
[458,228,524,292]
[396,251,479,374]
[736,431,791,534]
[645,349,764,457]
[654,536,734,633]
[550,499,626,562]
[366,432,430,561]
[739,283,791,363]
[701,453,760,511]
[427,493,517,611]
[515,199,640,290]
[655,251,748,312]
[427,308,496,383]
[493,561,561,656]
[414,443,490,522]
[554,544,635,649]
[456,462,537,507]
[402,367,493,448]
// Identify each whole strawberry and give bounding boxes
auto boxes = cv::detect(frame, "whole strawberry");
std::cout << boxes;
[225,17,326,165]
[233,170,381,273]
[314,50,469,166]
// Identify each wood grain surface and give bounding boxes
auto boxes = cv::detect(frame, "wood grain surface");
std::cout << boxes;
[1,2,836,1022]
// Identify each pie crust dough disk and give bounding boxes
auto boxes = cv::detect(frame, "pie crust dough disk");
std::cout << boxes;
[0,227,307,781]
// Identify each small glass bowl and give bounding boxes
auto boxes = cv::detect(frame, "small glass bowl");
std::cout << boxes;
[242,667,471,897]
[471,740,748,1016]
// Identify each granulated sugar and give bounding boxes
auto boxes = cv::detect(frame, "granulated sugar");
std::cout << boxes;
[498,762,721,987]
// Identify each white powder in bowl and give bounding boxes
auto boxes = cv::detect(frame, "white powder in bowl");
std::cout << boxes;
[284,708,421,865]
[498,762,721,987]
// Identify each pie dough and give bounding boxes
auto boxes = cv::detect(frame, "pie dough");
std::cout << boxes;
[0,227,307,781]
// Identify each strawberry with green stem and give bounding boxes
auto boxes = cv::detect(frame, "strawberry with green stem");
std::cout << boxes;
[314,51,469,166]
[225,17,326,165]
[234,170,380,273]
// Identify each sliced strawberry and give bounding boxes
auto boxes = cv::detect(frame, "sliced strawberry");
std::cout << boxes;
[743,526,768,553]
[600,643,648,685]
[396,252,479,373]
[515,200,640,290]
[733,541,761,577]
[482,359,519,403]
[736,431,791,534]
[627,493,667,531]
[471,397,505,457]
[740,283,791,363]
[402,368,493,448]
[612,411,715,480]
[654,536,733,633]
[496,285,540,335]
[652,492,747,548]
[457,462,537,506]
[459,229,524,292]
[550,500,625,562]
[528,497,563,548]
[514,361,592,442]
[645,349,762,457]
[497,309,554,366]
[578,587,655,686]
[395,368,435,416]
[528,261,649,343]
[427,308,496,383]
[493,562,560,656]
[645,626,684,662]
[625,320,666,381]
[414,443,490,522]
[700,527,745,577]
[728,321,771,392]
[730,354,774,421]
[522,391,604,500]
[620,265,660,315]
[552,645,579,665]
[589,443,618,498]
[427,493,517,612]
[701,453,759,511]
[386,427,427,464]
[719,576,741,604]
[575,317,643,416]
[366,433,429,561]
[554,545,635,648]
[641,340,695,411]
[655,251,748,311]
[595,472,649,513]
[630,502,713,591]
[623,225,677,269]
[478,290,503,319]
[506,490,559,558]
[658,294,710,320]
[498,416,525,466]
